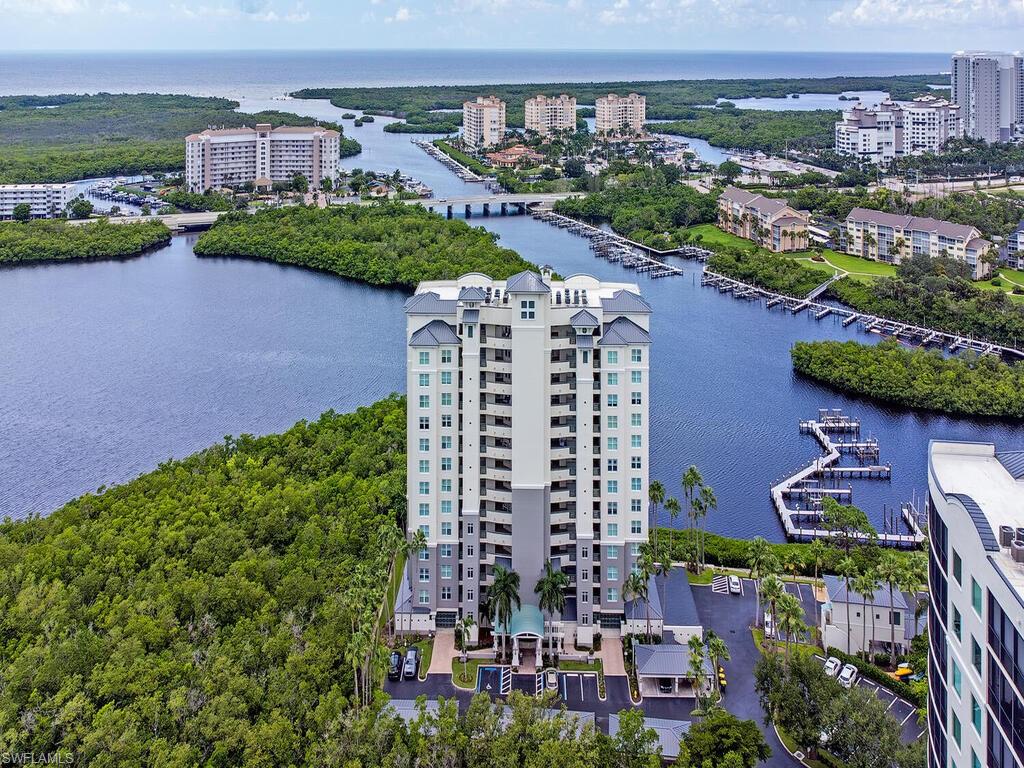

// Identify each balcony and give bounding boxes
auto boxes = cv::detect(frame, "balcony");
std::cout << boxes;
[550,532,574,548]
[481,444,512,462]
[483,530,512,547]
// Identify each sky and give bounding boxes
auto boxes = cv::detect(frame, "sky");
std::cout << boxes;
[2,0,1024,52]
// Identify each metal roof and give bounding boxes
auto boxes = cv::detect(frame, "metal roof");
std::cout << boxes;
[495,604,545,638]
[575,334,594,349]
[949,493,1001,552]
[458,286,488,301]
[404,291,458,315]
[823,574,910,609]
[601,289,652,314]
[409,319,461,347]
[609,714,690,760]
[996,450,1024,479]
[461,309,480,323]
[625,574,664,621]
[505,270,550,294]
[570,309,600,328]
[633,643,693,677]
[598,316,652,346]
[845,207,982,241]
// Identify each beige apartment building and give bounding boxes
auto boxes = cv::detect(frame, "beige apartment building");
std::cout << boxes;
[524,94,577,136]
[595,93,646,137]
[844,208,994,279]
[717,186,811,253]
[184,123,340,193]
[463,96,507,149]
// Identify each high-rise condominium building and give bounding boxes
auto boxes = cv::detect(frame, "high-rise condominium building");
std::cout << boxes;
[462,96,507,149]
[835,96,962,163]
[926,441,1024,768]
[0,183,75,220]
[951,51,1024,142]
[184,123,340,193]
[524,94,577,136]
[595,93,646,137]
[399,269,651,656]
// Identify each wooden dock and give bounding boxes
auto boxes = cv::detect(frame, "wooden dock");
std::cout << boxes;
[770,409,925,549]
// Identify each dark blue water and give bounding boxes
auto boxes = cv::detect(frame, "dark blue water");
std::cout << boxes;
[0,50,950,99]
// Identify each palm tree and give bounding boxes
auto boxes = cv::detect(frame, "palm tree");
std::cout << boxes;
[807,539,828,592]
[665,497,681,562]
[837,556,858,655]
[534,560,569,664]
[706,631,730,693]
[760,574,785,653]
[776,592,807,661]
[638,549,657,641]
[623,570,648,641]
[454,615,476,683]
[648,480,666,565]
[697,484,717,571]
[400,528,427,637]
[747,537,779,628]
[876,551,904,668]
[852,570,880,660]
[490,566,521,664]
[682,465,703,568]
[688,633,707,704]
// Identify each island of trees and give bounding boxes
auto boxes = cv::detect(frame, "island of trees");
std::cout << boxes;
[792,338,1024,418]
[0,93,360,185]
[0,218,171,265]
[193,203,540,288]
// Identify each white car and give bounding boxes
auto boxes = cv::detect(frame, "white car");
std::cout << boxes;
[763,612,774,638]
[728,575,742,594]
[823,657,842,677]
[838,663,859,689]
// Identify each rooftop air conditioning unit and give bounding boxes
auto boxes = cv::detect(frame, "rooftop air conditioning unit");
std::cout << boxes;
[1000,525,1015,547]
[1011,540,1024,564]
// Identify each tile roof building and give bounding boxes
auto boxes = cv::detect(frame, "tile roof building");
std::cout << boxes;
[595,93,646,137]
[463,96,507,149]
[717,186,812,253]
[525,94,577,136]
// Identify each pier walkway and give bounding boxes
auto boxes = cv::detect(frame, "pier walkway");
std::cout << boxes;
[770,409,925,549]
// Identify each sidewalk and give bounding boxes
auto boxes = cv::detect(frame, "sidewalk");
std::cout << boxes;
[600,636,627,676]
[429,630,456,675]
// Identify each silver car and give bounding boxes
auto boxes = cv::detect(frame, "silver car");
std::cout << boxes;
[838,663,859,689]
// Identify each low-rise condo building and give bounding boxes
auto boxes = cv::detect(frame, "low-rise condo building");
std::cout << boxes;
[184,123,340,193]
[525,94,577,136]
[835,96,962,164]
[843,208,994,279]
[926,441,1024,768]
[1002,220,1024,270]
[0,183,76,220]
[717,186,811,252]
[595,93,646,137]
[463,96,507,149]
[819,574,923,657]
[396,269,652,665]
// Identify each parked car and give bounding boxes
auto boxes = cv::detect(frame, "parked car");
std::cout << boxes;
[403,647,420,680]
[546,668,558,690]
[658,678,674,694]
[763,612,775,639]
[388,651,402,680]
[838,663,859,689]
[728,575,742,594]
[824,656,842,677]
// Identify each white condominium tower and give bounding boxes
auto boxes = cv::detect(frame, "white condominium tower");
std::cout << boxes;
[951,51,1024,142]
[595,93,646,137]
[462,96,507,149]
[524,94,577,136]
[834,96,962,164]
[184,123,340,193]
[0,183,75,220]
[400,269,652,654]
[927,441,1024,768]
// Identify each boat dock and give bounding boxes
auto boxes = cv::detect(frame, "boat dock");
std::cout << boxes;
[702,270,1024,358]
[770,409,925,549]
[413,140,484,182]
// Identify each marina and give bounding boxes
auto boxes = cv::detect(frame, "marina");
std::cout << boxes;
[412,139,484,183]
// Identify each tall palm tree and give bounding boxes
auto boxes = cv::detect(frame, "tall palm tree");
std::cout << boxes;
[534,560,569,663]
[638,549,656,641]
[490,565,521,664]
[648,480,666,565]
[760,574,785,653]
[623,570,649,641]
[454,615,476,682]
[665,496,682,559]
[777,592,807,661]
[807,539,828,592]
[747,537,779,628]
[682,465,702,542]
[401,528,428,637]
[706,631,730,693]
[837,556,858,655]
[852,570,879,660]
[698,484,717,571]
[876,551,905,667]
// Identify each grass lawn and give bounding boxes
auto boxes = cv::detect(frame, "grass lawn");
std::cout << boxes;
[815,249,897,277]
[451,657,490,690]
[681,223,754,250]
[558,658,606,696]
[752,628,820,661]
[411,637,433,682]
[687,567,716,585]
[776,726,842,768]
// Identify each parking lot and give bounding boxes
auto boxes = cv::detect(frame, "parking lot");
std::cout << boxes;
[815,655,924,743]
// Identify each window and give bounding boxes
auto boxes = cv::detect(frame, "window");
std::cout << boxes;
[467,589,474,602]
[606,546,619,558]
[971,636,982,672]
[419,417,430,430]
[630,413,641,427]
[631,392,642,405]
[419,373,430,386]
[467,567,474,579]
[607,416,618,429]
[440,544,452,558]
[630,478,642,491]
[582,613,590,626]
[581,568,589,580]
[418,525,429,537]
[441,436,452,449]
[418,481,429,494]
[631,370,642,384]
[630,456,642,469]
[520,299,536,320]
[607,372,618,385]
[953,604,962,641]
[952,713,961,747]
[441,371,452,385]
[581,592,589,603]
[441,500,452,514]
[630,543,640,556]
[441,457,452,471]
[607,588,619,603]
[971,750,981,768]
[971,695,981,733]
[953,550,962,584]
[631,435,642,448]
[441,565,453,579]
[419,567,429,582]
[418,503,429,517]
[441,392,452,406]
[419,351,430,365]
[418,589,430,605]
[951,659,962,697]
[607,566,619,581]
[607,459,618,472]
[419,460,430,473]
[608,523,618,536]
[419,395,430,408]
[631,520,642,534]
[971,578,982,616]
[441,479,452,493]
[441,522,452,536]
[466,544,474,556]
[607,502,618,516]
[607,437,619,450]
[441,415,452,428]
[582,546,589,558]
[607,394,618,407]
[607,480,618,494]
[630,499,642,513]
[419,547,429,561]
[441,587,452,601]
[419,438,430,452]
[466,522,474,535]
[631,349,642,363]
[466,326,474,338]
[606,351,618,364]
[441,349,452,363]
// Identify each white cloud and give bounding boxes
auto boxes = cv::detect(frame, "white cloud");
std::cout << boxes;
[828,0,1024,27]
[385,4,412,21]
[171,0,308,21]
[0,0,90,13]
